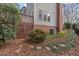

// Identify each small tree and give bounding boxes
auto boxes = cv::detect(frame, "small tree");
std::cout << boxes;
[0,4,20,44]
[63,3,79,31]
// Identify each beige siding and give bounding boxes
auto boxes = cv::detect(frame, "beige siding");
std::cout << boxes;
[34,3,57,27]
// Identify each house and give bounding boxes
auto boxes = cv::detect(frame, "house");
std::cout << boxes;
[17,3,64,38]
[34,3,63,32]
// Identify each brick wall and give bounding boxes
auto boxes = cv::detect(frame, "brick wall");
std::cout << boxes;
[16,22,26,39]
[16,22,34,39]
[56,3,63,32]
[16,15,34,39]
[34,25,56,33]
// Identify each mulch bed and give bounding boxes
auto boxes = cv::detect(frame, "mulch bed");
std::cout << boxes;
[0,37,79,56]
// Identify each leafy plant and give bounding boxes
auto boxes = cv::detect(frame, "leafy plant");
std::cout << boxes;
[47,31,77,54]
[73,22,79,35]
[46,31,66,39]
[64,22,71,29]
[0,4,20,44]
[28,29,47,43]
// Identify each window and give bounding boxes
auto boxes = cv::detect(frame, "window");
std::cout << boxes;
[43,11,50,22]
[47,14,50,22]
[44,13,47,21]
[39,10,42,20]
[31,10,34,17]
[39,9,50,22]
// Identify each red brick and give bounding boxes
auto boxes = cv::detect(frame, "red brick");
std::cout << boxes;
[34,25,56,33]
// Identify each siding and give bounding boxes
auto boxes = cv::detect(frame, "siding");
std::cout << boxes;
[34,3,57,27]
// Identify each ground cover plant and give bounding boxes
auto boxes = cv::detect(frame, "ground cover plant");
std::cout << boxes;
[47,31,77,54]
[46,31,66,39]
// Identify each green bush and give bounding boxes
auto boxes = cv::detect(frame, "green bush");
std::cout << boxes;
[28,29,47,43]
[0,4,20,44]
[64,22,71,29]
[64,22,76,30]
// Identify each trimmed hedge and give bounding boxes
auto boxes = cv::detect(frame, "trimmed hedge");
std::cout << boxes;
[0,4,20,44]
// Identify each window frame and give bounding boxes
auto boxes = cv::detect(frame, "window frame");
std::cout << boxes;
[39,9,50,22]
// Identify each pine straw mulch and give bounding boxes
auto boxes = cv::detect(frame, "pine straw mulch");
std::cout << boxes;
[0,36,78,56]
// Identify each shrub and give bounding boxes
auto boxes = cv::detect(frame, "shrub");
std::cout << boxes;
[0,4,20,44]
[64,22,71,29]
[72,23,76,29]
[65,31,77,43]
[75,22,79,29]
[46,31,66,39]
[58,31,66,38]
[59,31,66,34]
[64,22,76,30]
[28,29,47,43]
[73,22,79,35]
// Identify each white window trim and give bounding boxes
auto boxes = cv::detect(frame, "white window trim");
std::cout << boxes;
[39,9,50,22]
